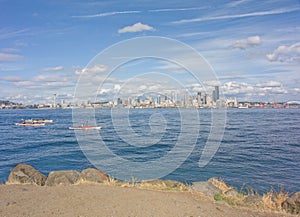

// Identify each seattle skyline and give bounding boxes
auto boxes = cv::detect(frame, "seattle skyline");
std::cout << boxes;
[1,0,300,104]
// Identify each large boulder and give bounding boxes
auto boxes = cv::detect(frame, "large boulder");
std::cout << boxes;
[6,164,46,186]
[45,170,80,186]
[191,181,221,197]
[283,192,300,214]
[79,168,109,183]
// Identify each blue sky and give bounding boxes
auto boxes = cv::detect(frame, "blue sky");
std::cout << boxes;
[0,0,300,104]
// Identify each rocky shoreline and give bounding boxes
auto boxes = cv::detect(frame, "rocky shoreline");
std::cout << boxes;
[2,164,300,216]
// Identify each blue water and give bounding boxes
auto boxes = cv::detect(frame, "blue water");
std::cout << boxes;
[0,108,299,193]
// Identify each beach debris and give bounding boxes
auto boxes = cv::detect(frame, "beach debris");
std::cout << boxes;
[45,170,80,186]
[6,164,46,186]
[283,192,300,214]
[79,168,109,183]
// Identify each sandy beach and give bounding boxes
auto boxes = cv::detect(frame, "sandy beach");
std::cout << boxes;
[0,184,294,217]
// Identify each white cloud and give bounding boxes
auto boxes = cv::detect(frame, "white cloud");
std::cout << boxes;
[256,80,281,87]
[33,74,66,82]
[13,80,36,87]
[118,22,155,34]
[114,84,121,91]
[75,64,108,75]
[0,53,23,62]
[172,7,300,24]
[42,66,64,72]
[233,36,261,49]
[293,87,300,92]
[222,81,254,95]
[266,42,300,63]
[221,80,288,99]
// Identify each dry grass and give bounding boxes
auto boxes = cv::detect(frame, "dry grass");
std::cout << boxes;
[240,184,260,196]
[209,177,232,193]
[209,179,289,213]
[138,180,189,192]
[103,177,189,192]
[260,188,289,211]
[82,175,291,213]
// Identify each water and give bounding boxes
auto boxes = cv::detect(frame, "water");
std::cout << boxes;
[0,108,299,193]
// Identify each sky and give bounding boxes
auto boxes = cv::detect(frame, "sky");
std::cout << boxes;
[0,0,300,104]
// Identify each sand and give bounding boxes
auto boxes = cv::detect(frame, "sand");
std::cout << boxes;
[0,184,294,217]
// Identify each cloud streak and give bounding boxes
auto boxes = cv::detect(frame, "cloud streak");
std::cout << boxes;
[42,66,65,72]
[72,10,141,18]
[225,0,252,8]
[149,7,206,12]
[0,28,30,40]
[72,7,206,19]
[172,7,300,24]
[0,53,23,62]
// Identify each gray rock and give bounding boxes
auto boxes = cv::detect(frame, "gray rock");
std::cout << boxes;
[80,168,109,183]
[6,164,46,186]
[244,194,262,204]
[224,188,239,197]
[283,192,300,214]
[45,170,80,186]
[192,181,221,197]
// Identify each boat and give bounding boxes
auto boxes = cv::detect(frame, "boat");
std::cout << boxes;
[238,106,249,109]
[69,125,101,130]
[25,119,53,123]
[15,122,45,126]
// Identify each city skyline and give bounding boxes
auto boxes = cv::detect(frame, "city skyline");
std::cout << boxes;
[2,85,300,110]
[1,0,300,104]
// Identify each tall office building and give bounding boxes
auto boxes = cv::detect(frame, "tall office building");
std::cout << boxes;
[212,86,220,102]
[215,86,219,101]
[197,92,202,105]
[212,90,216,102]
[157,95,161,105]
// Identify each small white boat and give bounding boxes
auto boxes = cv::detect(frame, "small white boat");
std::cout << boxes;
[69,125,101,130]
[25,119,53,123]
[15,122,45,126]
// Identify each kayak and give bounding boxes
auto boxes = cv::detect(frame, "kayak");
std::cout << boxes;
[69,126,101,130]
[25,119,53,123]
[15,122,45,126]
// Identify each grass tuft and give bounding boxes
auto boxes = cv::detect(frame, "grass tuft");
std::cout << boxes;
[260,187,289,211]
[138,180,189,192]
[209,177,232,193]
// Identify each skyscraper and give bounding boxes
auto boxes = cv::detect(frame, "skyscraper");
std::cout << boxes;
[215,86,219,101]
[213,86,219,102]
[197,92,201,105]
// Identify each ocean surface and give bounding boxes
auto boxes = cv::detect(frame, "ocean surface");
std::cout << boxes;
[0,108,299,193]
